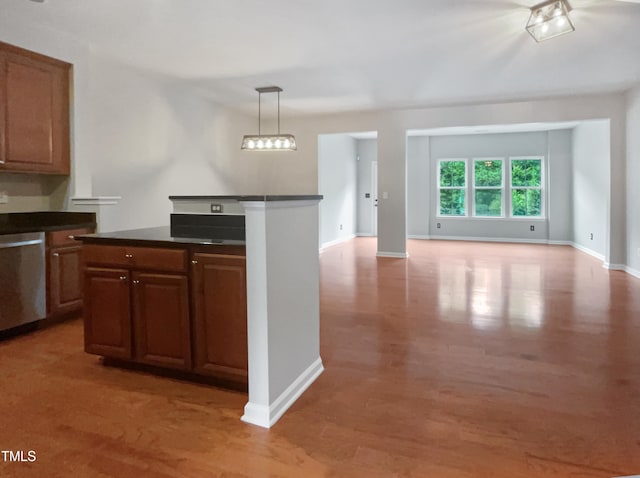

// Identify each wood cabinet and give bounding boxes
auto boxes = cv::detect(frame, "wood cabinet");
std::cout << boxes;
[84,267,132,359]
[132,272,191,370]
[47,227,93,318]
[81,243,248,386]
[0,42,71,175]
[192,253,248,382]
[83,245,192,370]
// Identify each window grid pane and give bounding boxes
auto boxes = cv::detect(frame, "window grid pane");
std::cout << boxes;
[511,159,542,217]
[439,160,466,216]
[474,160,503,188]
[475,190,503,217]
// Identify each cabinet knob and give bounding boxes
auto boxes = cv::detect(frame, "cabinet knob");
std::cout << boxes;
[125,254,133,259]
[133,280,140,284]
[120,276,127,280]
[191,260,198,265]
[52,252,59,257]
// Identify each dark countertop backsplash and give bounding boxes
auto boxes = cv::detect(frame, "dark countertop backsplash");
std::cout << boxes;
[0,211,97,236]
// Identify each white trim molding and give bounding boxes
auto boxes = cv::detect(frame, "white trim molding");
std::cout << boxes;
[241,358,324,428]
[408,235,431,240]
[571,242,606,262]
[625,267,640,280]
[70,196,121,206]
[377,251,409,258]
[320,235,356,251]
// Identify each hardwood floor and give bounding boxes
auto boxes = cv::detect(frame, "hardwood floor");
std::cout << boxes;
[1,238,640,477]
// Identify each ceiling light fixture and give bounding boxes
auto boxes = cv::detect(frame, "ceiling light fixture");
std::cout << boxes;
[241,86,297,151]
[526,0,575,42]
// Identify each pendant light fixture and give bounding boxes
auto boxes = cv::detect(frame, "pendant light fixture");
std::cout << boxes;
[241,86,297,151]
[526,0,575,42]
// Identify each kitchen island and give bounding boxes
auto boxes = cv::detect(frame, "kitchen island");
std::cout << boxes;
[78,226,249,385]
[79,194,323,428]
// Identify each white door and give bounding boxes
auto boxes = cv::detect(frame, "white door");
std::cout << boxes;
[372,161,378,236]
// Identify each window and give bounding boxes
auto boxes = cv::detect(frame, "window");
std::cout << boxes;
[473,159,503,217]
[438,160,466,216]
[436,156,544,218]
[510,158,542,217]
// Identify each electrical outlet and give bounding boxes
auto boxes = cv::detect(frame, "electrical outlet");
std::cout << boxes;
[590,233,594,240]
[365,193,370,198]
[210,203,223,213]
[0,192,8,204]
[339,224,343,230]
[437,223,441,229]
[382,191,389,199]
[530,225,535,231]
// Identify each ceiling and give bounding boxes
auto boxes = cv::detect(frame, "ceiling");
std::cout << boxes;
[4,0,640,115]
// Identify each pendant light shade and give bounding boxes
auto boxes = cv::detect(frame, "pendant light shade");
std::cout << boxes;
[526,0,575,42]
[241,86,297,151]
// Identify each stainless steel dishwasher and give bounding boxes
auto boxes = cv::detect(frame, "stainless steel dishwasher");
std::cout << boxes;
[0,232,46,332]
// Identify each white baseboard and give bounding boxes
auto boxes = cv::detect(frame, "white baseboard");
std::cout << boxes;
[430,235,549,244]
[571,242,606,262]
[377,251,409,258]
[625,266,640,279]
[355,233,376,237]
[319,235,356,252]
[241,358,324,429]
[604,263,625,271]
[548,240,572,246]
[408,235,431,240]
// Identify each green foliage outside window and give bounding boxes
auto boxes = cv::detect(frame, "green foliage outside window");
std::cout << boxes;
[440,161,466,187]
[475,190,503,216]
[440,189,466,216]
[511,159,542,216]
[474,160,503,187]
[439,161,466,216]
[474,160,503,216]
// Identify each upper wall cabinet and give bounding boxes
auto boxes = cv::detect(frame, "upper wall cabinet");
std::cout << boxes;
[0,42,71,175]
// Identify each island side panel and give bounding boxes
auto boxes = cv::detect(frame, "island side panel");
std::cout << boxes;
[241,199,323,428]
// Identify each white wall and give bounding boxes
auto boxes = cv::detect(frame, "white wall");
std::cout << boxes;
[626,85,640,276]
[430,131,551,241]
[572,121,610,259]
[0,13,255,232]
[282,93,625,262]
[404,131,573,242]
[407,136,430,238]
[318,134,357,247]
[85,56,252,231]
[356,139,377,235]
[547,130,573,243]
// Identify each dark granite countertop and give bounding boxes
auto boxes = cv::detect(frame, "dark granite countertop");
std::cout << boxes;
[168,195,323,201]
[0,211,97,236]
[76,226,246,247]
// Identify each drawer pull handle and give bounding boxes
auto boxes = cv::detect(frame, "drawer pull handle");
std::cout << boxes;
[191,260,198,265]
[133,280,140,284]
[67,235,75,240]
[125,254,133,259]
[120,276,127,281]
[52,252,59,257]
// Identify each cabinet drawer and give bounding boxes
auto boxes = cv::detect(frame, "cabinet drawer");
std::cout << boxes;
[48,227,93,247]
[83,244,187,272]
[131,247,187,272]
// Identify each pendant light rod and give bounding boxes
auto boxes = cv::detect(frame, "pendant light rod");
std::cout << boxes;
[255,86,282,136]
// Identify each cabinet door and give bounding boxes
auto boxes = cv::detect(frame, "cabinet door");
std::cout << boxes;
[0,50,70,174]
[83,267,132,359]
[192,253,248,382]
[132,272,191,370]
[48,244,83,316]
